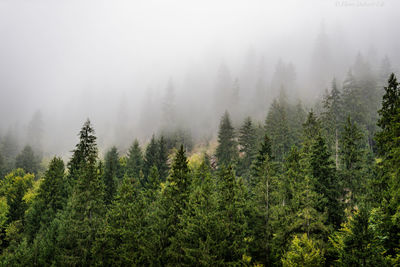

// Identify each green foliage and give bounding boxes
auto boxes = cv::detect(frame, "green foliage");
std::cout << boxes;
[0,169,34,223]
[157,136,169,181]
[15,145,41,175]
[92,175,147,266]
[282,234,325,267]
[265,99,290,161]
[67,119,98,189]
[55,120,105,266]
[25,157,66,241]
[238,117,258,180]
[329,206,388,266]
[126,139,143,179]
[310,134,342,228]
[216,111,238,167]
[102,146,122,205]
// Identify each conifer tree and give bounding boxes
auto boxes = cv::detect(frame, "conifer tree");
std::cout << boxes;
[310,134,342,228]
[102,146,122,205]
[25,157,66,241]
[265,99,290,161]
[250,134,272,187]
[321,78,343,168]
[374,73,400,260]
[330,206,387,266]
[67,119,97,188]
[251,153,280,265]
[238,117,258,180]
[339,116,366,203]
[216,111,238,167]
[214,165,249,264]
[15,145,40,175]
[157,136,169,181]
[143,134,158,180]
[168,158,219,265]
[55,120,105,266]
[142,145,190,265]
[92,175,146,266]
[126,139,143,179]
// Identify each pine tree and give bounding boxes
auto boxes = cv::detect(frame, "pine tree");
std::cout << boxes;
[142,145,190,265]
[330,206,388,266]
[339,116,366,203]
[310,134,342,228]
[15,145,40,175]
[216,111,238,167]
[67,119,97,189]
[374,73,400,260]
[25,157,66,241]
[250,134,272,187]
[282,233,325,267]
[321,78,343,168]
[126,139,143,179]
[168,158,219,265]
[102,146,122,205]
[214,165,249,264]
[251,153,280,265]
[55,120,105,266]
[265,99,290,161]
[157,136,169,181]
[92,175,147,266]
[143,134,158,181]
[238,117,258,180]
[342,70,366,128]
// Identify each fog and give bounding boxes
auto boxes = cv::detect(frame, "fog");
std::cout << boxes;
[0,0,399,157]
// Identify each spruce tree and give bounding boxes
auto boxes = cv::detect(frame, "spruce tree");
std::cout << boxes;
[265,99,290,161]
[92,175,146,266]
[102,146,122,205]
[238,117,258,180]
[310,134,342,228]
[126,139,143,179]
[143,134,158,181]
[157,136,169,181]
[216,111,238,167]
[168,158,219,265]
[67,119,97,189]
[339,116,366,203]
[374,73,400,260]
[251,153,280,265]
[25,157,66,241]
[55,120,105,266]
[15,145,40,175]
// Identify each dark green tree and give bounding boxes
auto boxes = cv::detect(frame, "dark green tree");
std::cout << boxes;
[216,111,238,167]
[143,134,158,181]
[126,139,143,179]
[265,99,290,161]
[66,119,97,189]
[374,73,400,260]
[157,136,169,181]
[25,157,66,241]
[238,117,258,180]
[339,116,367,204]
[15,145,40,175]
[55,120,105,266]
[310,134,342,228]
[92,175,147,266]
[102,146,122,205]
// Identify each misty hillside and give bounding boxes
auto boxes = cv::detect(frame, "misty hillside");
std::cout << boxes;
[0,0,400,266]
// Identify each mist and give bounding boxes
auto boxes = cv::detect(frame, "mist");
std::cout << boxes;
[0,0,399,157]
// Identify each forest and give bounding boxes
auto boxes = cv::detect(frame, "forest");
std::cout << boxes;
[0,62,399,265]
[1,1,400,266]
